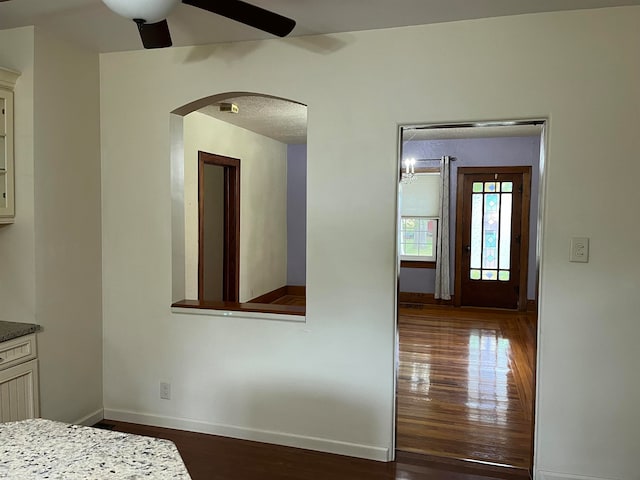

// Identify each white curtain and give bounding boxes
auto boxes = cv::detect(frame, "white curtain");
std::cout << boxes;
[434,155,451,300]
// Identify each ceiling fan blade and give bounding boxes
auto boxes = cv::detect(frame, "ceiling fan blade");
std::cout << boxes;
[135,19,173,49]
[182,0,295,37]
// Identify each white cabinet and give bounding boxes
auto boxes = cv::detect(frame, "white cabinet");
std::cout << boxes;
[0,334,39,422]
[0,67,20,224]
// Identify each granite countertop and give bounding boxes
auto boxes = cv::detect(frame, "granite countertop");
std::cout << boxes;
[0,418,192,479]
[0,321,40,343]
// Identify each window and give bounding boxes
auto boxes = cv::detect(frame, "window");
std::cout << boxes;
[399,170,440,265]
[469,180,513,281]
[400,216,438,262]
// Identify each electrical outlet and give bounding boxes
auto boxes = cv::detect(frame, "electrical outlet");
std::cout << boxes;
[160,382,171,400]
[570,237,589,263]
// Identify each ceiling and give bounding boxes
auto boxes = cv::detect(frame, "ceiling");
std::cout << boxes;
[198,95,307,144]
[1,0,639,53]
[1,1,631,142]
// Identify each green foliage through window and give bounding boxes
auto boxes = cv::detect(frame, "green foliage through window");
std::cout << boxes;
[400,217,437,261]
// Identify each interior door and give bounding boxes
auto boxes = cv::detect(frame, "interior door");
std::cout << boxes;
[198,151,240,302]
[455,167,531,310]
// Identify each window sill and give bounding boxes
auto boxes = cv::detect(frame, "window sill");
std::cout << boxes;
[171,299,306,323]
[401,260,436,269]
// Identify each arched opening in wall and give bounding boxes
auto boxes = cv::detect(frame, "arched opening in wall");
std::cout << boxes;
[170,93,307,318]
[394,120,546,476]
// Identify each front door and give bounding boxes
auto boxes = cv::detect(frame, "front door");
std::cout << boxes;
[455,167,531,310]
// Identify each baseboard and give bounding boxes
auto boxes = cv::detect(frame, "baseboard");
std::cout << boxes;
[104,408,389,462]
[537,471,613,480]
[399,292,537,311]
[398,292,454,305]
[73,408,104,426]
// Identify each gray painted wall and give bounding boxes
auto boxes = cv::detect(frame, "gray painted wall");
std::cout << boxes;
[287,144,307,286]
[399,136,541,300]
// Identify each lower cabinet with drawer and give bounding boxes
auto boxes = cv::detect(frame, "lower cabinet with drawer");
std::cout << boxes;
[0,334,39,422]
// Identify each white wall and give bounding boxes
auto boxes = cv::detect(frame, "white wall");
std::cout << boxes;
[183,112,287,302]
[0,27,103,424]
[100,7,640,479]
[0,27,36,327]
[32,28,103,423]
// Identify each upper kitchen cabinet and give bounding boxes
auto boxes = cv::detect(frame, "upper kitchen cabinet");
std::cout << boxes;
[0,67,20,224]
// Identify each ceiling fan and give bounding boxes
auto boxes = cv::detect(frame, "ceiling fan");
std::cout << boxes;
[101,0,296,49]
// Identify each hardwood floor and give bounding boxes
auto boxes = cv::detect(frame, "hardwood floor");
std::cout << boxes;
[95,302,535,478]
[271,294,306,306]
[98,420,530,479]
[397,304,537,470]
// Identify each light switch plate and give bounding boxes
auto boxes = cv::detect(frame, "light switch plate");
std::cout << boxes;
[570,237,589,263]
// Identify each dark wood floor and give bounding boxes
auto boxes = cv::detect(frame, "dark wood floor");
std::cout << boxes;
[397,304,537,470]
[97,301,535,479]
[100,420,530,479]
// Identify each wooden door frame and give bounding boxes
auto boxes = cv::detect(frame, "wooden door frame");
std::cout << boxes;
[454,166,532,311]
[198,151,240,302]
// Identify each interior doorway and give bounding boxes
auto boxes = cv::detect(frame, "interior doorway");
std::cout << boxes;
[172,92,308,313]
[455,167,532,310]
[395,121,545,476]
[198,151,240,302]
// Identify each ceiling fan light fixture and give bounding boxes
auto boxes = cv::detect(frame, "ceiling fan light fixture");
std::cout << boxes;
[102,0,180,23]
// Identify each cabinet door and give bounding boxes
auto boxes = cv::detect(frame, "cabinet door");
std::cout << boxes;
[0,87,15,221]
[0,359,40,422]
